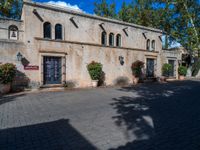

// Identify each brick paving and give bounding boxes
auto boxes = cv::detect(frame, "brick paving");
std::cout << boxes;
[0,80,200,150]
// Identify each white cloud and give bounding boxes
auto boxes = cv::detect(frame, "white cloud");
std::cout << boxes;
[46,1,84,13]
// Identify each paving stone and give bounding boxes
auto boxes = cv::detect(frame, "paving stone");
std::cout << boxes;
[0,80,200,150]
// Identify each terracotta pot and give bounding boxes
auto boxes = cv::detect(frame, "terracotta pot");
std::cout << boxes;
[179,75,185,80]
[0,83,11,94]
[91,80,98,87]
[133,76,139,85]
[159,76,166,82]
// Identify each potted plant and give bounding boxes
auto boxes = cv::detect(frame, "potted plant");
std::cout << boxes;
[178,66,187,80]
[0,63,16,94]
[131,60,144,85]
[87,61,103,87]
[162,63,173,79]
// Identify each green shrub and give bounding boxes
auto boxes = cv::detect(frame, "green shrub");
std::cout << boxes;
[131,60,144,77]
[87,61,103,80]
[162,63,172,77]
[178,66,187,76]
[0,63,16,84]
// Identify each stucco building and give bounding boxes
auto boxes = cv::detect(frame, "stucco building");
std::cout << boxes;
[0,0,181,89]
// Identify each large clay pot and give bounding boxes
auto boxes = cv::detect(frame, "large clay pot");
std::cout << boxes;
[159,76,166,83]
[133,76,139,85]
[0,83,11,94]
[91,80,98,87]
[179,75,185,80]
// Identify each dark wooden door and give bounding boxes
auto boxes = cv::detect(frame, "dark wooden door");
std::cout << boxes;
[43,56,62,84]
[168,60,175,77]
[146,58,155,77]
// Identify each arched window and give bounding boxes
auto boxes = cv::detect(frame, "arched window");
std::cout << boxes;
[101,31,107,46]
[8,25,18,40]
[109,33,114,46]
[55,24,62,40]
[116,34,121,47]
[43,22,51,39]
[151,40,155,51]
[146,39,150,51]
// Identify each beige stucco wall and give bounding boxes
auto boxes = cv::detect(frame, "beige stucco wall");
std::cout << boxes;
[21,1,162,49]
[0,18,40,87]
[161,49,182,79]
[36,39,160,87]
[0,1,178,89]
[0,19,25,72]
[0,18,24,41]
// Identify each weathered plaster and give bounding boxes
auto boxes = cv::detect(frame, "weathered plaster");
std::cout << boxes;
[0,0,181,89]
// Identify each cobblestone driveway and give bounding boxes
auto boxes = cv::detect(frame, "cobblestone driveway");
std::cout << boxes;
[1,80,200,150]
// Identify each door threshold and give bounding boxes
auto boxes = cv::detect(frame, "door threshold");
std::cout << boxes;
[40,84,64,88]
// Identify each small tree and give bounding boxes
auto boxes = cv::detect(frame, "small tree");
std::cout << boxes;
[0,63,16,84]
[87,61,103,80]
[178,66,187,76]
[192,58,200,76]
[131,60,144,77]
[162,63,172,77]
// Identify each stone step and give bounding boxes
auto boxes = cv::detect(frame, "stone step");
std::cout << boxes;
[143,77,157,83]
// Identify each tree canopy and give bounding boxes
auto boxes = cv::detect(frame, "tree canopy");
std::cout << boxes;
[94,0,117,19]
[94,0,200,53]
[0,0,22,19]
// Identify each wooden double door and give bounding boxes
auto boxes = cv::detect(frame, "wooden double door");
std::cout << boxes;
[168,60,175,77]
[146,58,155,77]
[43,56,62,85]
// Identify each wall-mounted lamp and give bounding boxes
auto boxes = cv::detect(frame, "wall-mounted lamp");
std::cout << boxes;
[17,52,23,61]
[119,56,124,66]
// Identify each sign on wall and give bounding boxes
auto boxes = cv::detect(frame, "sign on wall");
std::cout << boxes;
[24,65,39,70]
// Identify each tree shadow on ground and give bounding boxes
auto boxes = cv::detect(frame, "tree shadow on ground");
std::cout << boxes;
[110,80,200,150]
[0,119,97,150]
[0,93,26,105]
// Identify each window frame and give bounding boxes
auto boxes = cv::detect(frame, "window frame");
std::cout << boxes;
[116,34,122,47]
[146,39,150,51]
[101,31,107,46]
[151,40,155,51]
[109,33,114,47]
[43,22,52,39]
[55,24,63,40]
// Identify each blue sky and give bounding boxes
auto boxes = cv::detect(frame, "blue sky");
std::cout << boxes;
[34,0,132,14]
